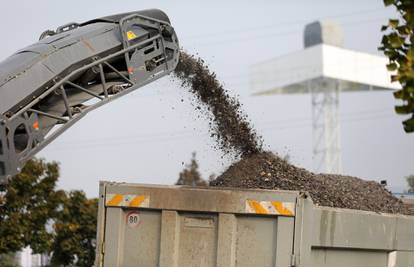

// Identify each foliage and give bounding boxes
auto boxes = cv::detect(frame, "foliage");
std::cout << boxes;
[406,174,414,192]
[0,159,64,254]
[50,191,98,267]
[176,152,208,186]
[380,0,414,132]
[0,159,98,267]
[0,253,19,267]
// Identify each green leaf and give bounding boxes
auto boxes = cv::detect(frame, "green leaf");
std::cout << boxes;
[405,12,414,27]
[395,89,408,99]
[380,5,414,133]
[403,115,414,133]
[0,159,63,255]
[395,104,411,114]
[387,63,398,71]
[391,74,400,82]
[384,50,401,60]
[381,35,389,46]
[389,33,404,48]
[405,70,414,79]
[406,86,414,93]
[407,48,414,60]
[397,25,411,35]
[384,0,395,6]
[398,75,408,84]
[389,19,399,28]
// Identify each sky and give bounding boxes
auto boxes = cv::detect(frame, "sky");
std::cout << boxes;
[0,0,413,196]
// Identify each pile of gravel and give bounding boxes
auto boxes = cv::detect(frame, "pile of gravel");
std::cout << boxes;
[174,51,413,215]
[210,152,414,215]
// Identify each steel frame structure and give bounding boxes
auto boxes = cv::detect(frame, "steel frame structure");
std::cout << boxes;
[309,78,342,174]
[0,12,179,182]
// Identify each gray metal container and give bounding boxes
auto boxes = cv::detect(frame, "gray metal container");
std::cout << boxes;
[95,182,414,267]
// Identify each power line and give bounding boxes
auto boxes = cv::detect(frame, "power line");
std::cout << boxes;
[57,108,391,145]
[44,109,397,152]
[45,112,397,151]
[257,108,391,127]
[260,113,396,132]
[182,7,388,40]
[186,17,389,47]
[124,59,396,100]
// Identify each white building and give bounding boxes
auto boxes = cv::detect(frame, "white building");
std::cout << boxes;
[250,21,398,173]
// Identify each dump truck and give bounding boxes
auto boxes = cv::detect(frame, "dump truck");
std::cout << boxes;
[95,182,414,267]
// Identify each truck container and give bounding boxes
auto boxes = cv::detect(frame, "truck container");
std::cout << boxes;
[95,182,414,267]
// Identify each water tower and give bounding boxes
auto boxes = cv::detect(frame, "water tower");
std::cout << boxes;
[250,21,399,174]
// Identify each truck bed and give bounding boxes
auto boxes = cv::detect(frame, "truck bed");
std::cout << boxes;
[95,182,414,267]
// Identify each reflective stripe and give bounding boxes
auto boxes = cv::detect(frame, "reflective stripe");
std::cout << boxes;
[245,200,295,216]
[106,194,149,208]
[129,195,146,207]
[247,200,268,214]
[272,201,294,216]
[106,194,123,206]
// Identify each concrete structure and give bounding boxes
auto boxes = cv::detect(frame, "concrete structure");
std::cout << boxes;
[95,182,414,267]
[250,21,398,174]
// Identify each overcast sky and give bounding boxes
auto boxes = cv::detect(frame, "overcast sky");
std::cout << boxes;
[0,0,412,196]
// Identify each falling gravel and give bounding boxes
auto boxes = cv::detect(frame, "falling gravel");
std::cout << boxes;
[173,51,413,215]
[174,52,263,157]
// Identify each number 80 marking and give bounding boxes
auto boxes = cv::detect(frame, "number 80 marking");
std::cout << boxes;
[126,211,141,228]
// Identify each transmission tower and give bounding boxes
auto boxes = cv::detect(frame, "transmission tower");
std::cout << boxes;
[309,78,342,173]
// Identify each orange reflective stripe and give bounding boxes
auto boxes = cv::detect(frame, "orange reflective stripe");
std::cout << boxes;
[129,195,146,207]
[271,201,293,216]
[246,200,295,216]
[248,200,268,214]
[107,194,123,206]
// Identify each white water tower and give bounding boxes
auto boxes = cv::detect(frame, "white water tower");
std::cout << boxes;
[250,21,398,174]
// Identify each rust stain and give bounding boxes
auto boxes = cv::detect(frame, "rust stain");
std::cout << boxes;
[82,39,95,52]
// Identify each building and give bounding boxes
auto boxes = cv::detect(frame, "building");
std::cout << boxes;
[250,21,398,174]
